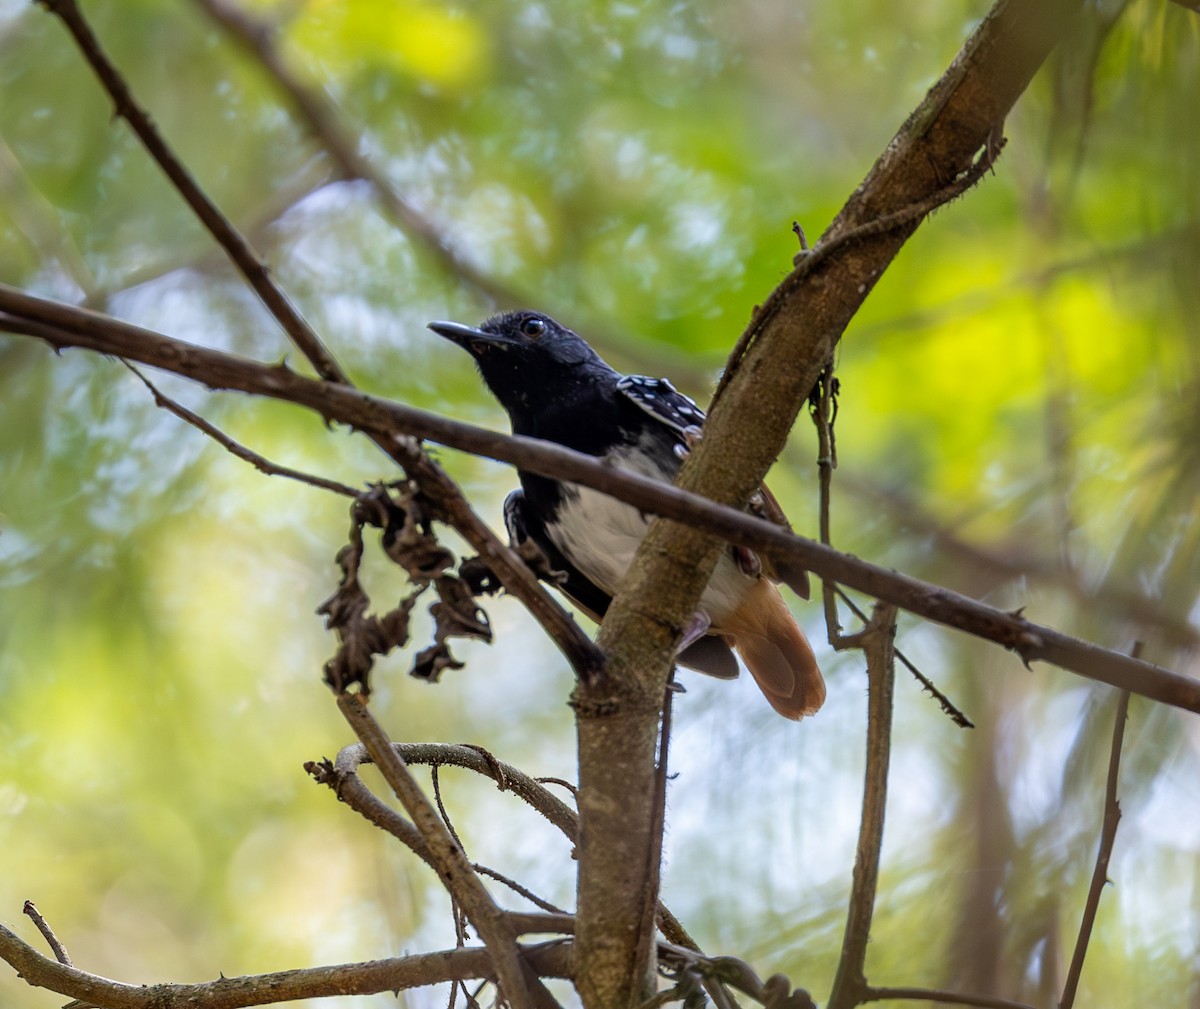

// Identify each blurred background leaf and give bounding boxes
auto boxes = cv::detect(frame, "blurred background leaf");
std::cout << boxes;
[1,0,1198,1006]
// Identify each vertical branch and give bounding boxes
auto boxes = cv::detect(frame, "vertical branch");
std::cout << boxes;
[1058,685,1131,1009]
[811,364,846,647]
[631,676,677,989]
[827,604,898,1009]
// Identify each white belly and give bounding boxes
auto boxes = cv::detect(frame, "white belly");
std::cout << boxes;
[545,472,752,624]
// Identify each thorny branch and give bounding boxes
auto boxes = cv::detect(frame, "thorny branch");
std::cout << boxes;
[2,284,1196,715]
[1058,684,1132,1009]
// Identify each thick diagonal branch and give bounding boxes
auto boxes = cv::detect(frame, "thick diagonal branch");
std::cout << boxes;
[571,2,1085,1007]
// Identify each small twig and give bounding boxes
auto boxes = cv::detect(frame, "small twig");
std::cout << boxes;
[535,777,579,803]
[22,901,71,966]
[811,363,848,649]
[431,762,474,965]
[1058,676,1134,1009]
[472,864,570,916]
[808,370,971,728]
[124,363,359,497]
[834,587,973,729]
[314,742,701,951]
[827,604,898,1009]
[431,764,469,854]
[507,913,578,936]
[714,138,1006,405]
[863,985,1038,1009]
[335,695,540,1009]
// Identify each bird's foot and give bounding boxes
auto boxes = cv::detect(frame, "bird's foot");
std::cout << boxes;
[678,611,712,653]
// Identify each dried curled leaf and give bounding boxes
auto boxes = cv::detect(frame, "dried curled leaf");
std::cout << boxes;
[431,575,493,643]
[458,555,503,596]
[319,484,495,694]
[382,489,455,581]
[317,523,423,693]
[410,576,492,683]
[411,641,464,683]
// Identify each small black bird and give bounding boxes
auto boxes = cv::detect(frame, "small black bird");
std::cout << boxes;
[428,310,825,719]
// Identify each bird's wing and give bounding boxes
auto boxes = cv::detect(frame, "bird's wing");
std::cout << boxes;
[617,374,811,599]
[616,375,706,440]
[505,489,740,678]
[504,489,609,624]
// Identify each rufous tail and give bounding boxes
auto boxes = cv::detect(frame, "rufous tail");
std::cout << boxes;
[722,579,825,719]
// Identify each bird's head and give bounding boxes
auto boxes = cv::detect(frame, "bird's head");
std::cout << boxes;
[428,311,613,424]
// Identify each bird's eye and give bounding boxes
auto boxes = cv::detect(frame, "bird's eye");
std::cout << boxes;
[520,317,546,339]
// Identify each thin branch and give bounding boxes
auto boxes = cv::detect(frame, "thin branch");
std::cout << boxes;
[834,587,973,729]
[827,604,898,1009]
[812,363,847,649]
[124,362,359,497]
[0,919,571,1009]
[431,764,469,854]
[316,741,701,952]
[507,913,578,936]
[863,985,1038,1009]
[335,694,542,1009]
[328,742,579,851]
[633,674,677,990]
[37,0,602,685]
[810,367,973,727]
[1058,685,1132,1009]
[2,289,1196,716]
[712,136,1005,405]
[473,865,570,916]
[38,0,347,386]
[21,901,72,966]
[836,474,1200,651]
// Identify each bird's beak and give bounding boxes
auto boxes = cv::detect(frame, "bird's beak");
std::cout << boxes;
[428,320,505,351]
